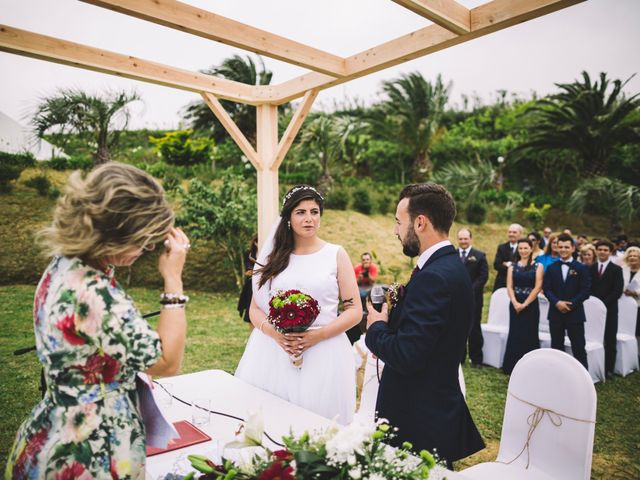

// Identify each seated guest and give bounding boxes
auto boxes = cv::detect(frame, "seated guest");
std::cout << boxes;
[493,223,524,291]
[540,226,552,250]
[543,234,591,370]
[457,228,489,368]
[621,246,640,338]
[590,240,624,379]
[579,244,597,267]
[536,234,560,271]
[528,231,544,259]
[503,239,543,374]
[6,163,189,478]
[354,252,378,306]
[576,234,589,251]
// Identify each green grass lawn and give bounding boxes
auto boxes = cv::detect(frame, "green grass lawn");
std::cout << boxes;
[1,285,639,478]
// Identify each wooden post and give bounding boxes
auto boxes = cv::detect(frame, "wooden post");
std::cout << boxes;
[256,104,280,249]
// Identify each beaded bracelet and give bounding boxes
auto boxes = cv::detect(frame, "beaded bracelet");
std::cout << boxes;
[162,303,186,310]
[160,293,189,305]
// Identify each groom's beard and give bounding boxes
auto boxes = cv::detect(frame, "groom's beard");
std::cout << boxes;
[401,226,421,258]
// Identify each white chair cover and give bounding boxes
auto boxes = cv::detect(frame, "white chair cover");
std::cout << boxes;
[538,294,550,333]
[462,349,597,480]
[481,288,510,368]
[615,296,639,376]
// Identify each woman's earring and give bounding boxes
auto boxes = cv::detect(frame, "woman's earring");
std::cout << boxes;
[287,221,291,230]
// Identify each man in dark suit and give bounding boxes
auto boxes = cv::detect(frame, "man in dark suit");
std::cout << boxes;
[457,228,489,368]
[590,240,624,379]
[493,224,524,291]
[366,183,485,466]
[543,233,592,369]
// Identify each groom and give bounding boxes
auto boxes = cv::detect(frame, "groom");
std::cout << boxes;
[366,183,485,465]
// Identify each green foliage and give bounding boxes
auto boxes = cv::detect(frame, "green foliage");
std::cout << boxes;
[466,203,487,225]
[162,172,181,193]
[491,191,524,223]
[149,130,214,167]
[0,151,36,192]
[178,173,257,292]
[376,193,395,215]
[24,174,52,196]
[522,202,552,230]
[433,160,496,207]
[325,187,350,210]
[352,186,372,214]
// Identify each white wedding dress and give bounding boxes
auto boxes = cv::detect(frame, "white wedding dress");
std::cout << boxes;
[235,242,356,425]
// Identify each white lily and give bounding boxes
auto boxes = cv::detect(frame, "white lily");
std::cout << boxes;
[225,409,265,448]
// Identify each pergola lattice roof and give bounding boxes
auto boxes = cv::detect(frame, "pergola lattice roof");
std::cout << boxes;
[0,0,584,243]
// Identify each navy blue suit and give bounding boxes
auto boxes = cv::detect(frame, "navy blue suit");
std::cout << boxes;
[543,260,591,369]
[366,245,485,462]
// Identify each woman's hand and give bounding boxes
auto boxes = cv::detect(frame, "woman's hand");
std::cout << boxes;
[513,302,525,313]
[159,227,189,291]
[266,327,300,356]
[290,328,325,355]
[624,288,638,298]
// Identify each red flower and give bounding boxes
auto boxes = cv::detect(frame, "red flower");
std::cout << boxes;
[258,460,295,480]
[268,289,319,333]
[56,314,85,345]
[12,427,49,478]
[272,450,293,461]
[55,462,88,480]
[75,353,120,384]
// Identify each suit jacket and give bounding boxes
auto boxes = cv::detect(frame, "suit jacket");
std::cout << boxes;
[590,262,623,310]
[493,242,517,291]
[461,247,489,295]
[365,245,485,461]
[543,260,591,323]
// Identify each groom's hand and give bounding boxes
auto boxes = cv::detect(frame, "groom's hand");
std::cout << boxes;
[366,300,388,329]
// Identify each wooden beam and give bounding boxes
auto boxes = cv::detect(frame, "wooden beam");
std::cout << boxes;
[272,90,318,171]
[0,24,265,105]
[268,0,584,104]
[255,104,280,249]
[392,0,470,35]
[201,93,261,169]
[81,0,347,77]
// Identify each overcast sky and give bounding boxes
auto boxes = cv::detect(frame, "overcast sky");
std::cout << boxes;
[1,0,639,129]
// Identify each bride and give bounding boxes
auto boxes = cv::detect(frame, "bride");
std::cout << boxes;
[235,185,361,424]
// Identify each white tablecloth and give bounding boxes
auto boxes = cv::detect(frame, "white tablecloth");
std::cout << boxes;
[145,369,467,479]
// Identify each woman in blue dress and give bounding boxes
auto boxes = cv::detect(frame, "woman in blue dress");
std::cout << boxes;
[536,233,560,271]
[502,238,544,374]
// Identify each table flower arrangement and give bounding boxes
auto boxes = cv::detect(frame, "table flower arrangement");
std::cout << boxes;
[184,412,437,479]
[267,289,320,367]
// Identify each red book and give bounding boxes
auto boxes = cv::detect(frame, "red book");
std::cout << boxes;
[146,420,212,456]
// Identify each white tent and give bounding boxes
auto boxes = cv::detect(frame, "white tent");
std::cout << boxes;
[0,110,66,161]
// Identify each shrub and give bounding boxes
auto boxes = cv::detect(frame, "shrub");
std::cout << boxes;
[376,193,395,215]
[466,202,487,224]
[48,155,93,171]
[162,172,181,193]
[0,151,36,193]
[146,161,168,178]
[149,130,214,167]
[325,187,350,210]
[522,202,552,230]
[352,186,373,214]
[24,175,52,196]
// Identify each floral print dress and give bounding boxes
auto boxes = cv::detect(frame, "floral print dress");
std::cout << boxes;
[5,256,162,480]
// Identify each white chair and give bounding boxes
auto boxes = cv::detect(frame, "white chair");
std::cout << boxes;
[615,296,639,376]
[565,297,606,383]
[481,288,510,368]
[538,294,552,348]
[462,349,597,480]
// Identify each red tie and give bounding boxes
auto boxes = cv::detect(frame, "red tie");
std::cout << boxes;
[598,264,603,277]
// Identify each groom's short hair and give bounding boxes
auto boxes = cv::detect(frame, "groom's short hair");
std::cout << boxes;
[399,183,456,234]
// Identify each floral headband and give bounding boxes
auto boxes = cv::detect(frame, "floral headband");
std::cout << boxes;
[282,185,324,207]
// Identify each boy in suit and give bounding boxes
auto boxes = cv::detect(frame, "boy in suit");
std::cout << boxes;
[590,240,623,379]
[543,233,591,369]
[366,183,484,467]
[457,228,489,368]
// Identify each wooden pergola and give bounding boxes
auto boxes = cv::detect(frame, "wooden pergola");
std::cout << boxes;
[0,0,583,244]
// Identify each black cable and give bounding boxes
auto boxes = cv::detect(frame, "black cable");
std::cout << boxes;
[152,380,285,447]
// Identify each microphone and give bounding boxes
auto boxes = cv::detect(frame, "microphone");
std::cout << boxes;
[370,285,386,313]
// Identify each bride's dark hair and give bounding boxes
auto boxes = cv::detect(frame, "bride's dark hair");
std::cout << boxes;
[257,185,324,289]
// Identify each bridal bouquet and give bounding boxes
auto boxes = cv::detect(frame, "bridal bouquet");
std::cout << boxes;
[186,415,438,480]
[268,289,320,367]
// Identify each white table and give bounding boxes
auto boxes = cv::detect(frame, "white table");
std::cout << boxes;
[146,369,334,479]
[145,369,467,480]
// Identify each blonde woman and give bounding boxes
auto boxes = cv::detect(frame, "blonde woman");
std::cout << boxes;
[579,244,597,266]
[6,163,189,479]
[622,246,640,337]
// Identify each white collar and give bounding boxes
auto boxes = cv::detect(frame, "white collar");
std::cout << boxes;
[598,259,611,269]
[417,240,452,269]
[459,247,470,255]
[509,242,517,249]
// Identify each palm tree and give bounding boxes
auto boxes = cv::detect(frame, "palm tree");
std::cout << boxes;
[299,114,343,189]
[569,176,640,234]
[379,72,451,180]
[183,54,273,146]
[31,89,140,164]
[516,71,640,176]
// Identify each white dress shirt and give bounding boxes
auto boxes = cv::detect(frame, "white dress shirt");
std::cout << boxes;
[561,260,572,281]
[597,259,611,277]
[417,240,452,270]
[459,247,470,259]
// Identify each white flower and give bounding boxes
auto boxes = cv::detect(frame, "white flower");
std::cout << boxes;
[368,474,386,480]
[75,286,106,336]
[325,421,375,464]
[226,410,264,448]
[349,466,362,479]
[61,404,100,443]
